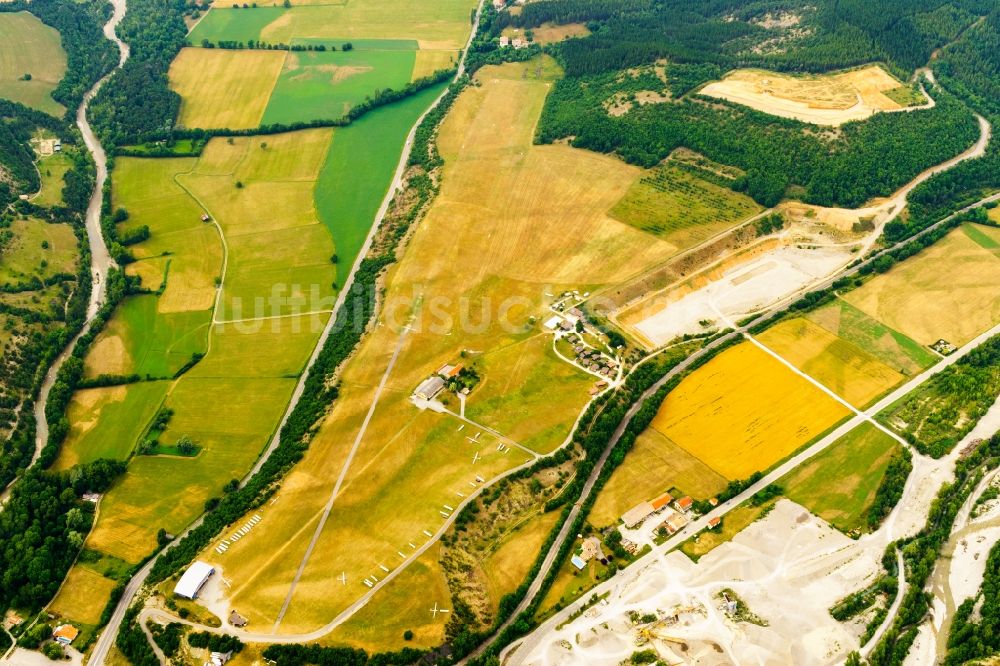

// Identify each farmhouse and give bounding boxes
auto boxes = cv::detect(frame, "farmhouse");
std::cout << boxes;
[499,36,511,48]
[437,363,463,379]
[708,517,721,529]
[621,501,655,528]
[414,376,446,400]
[174,560,215,600]
[52,624,78,645]
[661,512,689,535]
[650,492,674,511]
[674,496,694,513]
[512,37,528,49]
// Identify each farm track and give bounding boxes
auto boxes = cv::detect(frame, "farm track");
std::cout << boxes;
[475,116,996,663]
[0,0,126,507]
[88,0,489,661]
[100,32,994,665]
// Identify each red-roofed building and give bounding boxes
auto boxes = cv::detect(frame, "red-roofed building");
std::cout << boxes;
[650,492,674,511]
[707,517,721,529]
[674,496,693,513]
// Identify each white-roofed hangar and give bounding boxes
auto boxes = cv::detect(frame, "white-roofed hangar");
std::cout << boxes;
[174,561,215,599]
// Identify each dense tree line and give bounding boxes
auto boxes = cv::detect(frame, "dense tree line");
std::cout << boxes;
[867,450,913,530]
[886,332,1000,457]
[868,433,1000,665]
[946,531,1000,663]
[0,459,125,611]
[537,77,978,207]
[0,0,116,115]
[490,0,990,78]
[88,0,188,146]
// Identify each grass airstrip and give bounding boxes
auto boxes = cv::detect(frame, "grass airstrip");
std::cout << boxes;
[55,54,455,620]
[0,11,67,116]
[192,57,682,635]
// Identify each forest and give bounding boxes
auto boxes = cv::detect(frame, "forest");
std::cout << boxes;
[537,78,977,207]
[499,0,993,76]
[87,0,188,146]
[0,460,125,611]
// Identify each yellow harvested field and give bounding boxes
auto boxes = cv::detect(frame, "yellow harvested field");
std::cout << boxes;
[700,65,923,126]
[412,49,456,80]
[843,224,1000,346]
[652,342,850,479]
[169,48,285,129]
[49,565,118,625]
[196,58,679,633]
[589,427,727,528]
[483,510,561,612]
[757,317,904,407]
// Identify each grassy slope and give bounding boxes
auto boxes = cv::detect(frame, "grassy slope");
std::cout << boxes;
[0,11,66,115]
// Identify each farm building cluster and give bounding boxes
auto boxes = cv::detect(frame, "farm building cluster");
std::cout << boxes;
[618,491,715,539]
[413,362,480,401]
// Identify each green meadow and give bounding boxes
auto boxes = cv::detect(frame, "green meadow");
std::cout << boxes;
[781,423,900,533]
[55,381,171,469]
[97,295,212,378]
[316,82,445,285]
[188,7,286,45]
[260,47,416,126]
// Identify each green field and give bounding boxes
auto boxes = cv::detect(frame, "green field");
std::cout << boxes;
[0,11,67,115]
[55,381,171,469]
[86,295,211,379]
[188,0,476,49]
[963,222,1000,250]
[609,163,762,251]
[260,47,417,126]
[465,334,594,453]
[316,82,445,285]
[0,218,77,284]
[33,152,72,206]
[781,423,900,533]
[806,298,937,376]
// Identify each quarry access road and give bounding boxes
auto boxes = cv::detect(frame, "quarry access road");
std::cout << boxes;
[505,317,1000,665]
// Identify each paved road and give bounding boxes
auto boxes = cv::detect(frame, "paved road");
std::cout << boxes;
[481,171,1000,663]
[505,317,1000,664]
[95,22,995,661]
[26,0,125,476]
[88,1,489,661]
